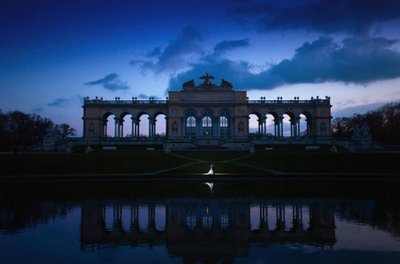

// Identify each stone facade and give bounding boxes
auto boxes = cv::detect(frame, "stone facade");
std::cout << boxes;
[82,74,332,149]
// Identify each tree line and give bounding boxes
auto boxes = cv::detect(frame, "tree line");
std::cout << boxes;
[0,110,76,151]
[332,102,400,145]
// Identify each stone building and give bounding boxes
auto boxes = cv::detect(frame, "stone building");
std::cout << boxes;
[82,74,332,149]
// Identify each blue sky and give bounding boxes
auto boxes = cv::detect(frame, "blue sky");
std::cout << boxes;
[1,0,400,135]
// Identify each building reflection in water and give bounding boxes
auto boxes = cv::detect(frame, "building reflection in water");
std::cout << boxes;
[2,190,400,263]
[80,199,336,263]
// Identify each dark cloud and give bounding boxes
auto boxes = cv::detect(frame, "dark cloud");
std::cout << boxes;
[137,94,148,99]
[84,73,129,91]
[232,0,400,35]
[47,98,68,107]
[137,94,160,99]
[84,73,118,85]
[130,27,203,74]
[213,38,250,55]
[167,36,400,91]
[266,36,400,86]
[167,57,256,91]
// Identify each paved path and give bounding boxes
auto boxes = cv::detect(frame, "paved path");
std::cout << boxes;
[151,152,279,175]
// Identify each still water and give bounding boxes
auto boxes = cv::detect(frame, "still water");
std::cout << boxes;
[1,180,400,263]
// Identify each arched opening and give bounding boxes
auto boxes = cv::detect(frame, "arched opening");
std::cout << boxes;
[103,113,115,138]
[155,113,167,137]
[299,114,307,137]
[301,112,312,137]
[202,115,212,136]
[122,113,133,137]
[138,113,150,137]
[185,115,196,137]
[248,113,260,135]
[266,113,276,137]
[282,114,292,137]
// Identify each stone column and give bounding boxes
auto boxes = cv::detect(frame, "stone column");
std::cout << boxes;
[131,116,136,137]
[154,117,157,137]
[297,119,301,137]
[114,117,119,138]
[152,117,157,137]
[148,116,154,137]
[181,117,186,137]
[306,118,312,137]
[264,121,267,135]
[290,123,293,137]
[119,119,124,138]
[196,118,202,137]
[291,117,299,137]
[213,117,219,137]
[136,119,140,137]
[261,116,267,136]
[230,118,235,138]
[275,117,283,137]
[103,119,108,137]
[164,116,168,137]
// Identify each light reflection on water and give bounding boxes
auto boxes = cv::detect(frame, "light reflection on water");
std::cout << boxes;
[1,181,400,263]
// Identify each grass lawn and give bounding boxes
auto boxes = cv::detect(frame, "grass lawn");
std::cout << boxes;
[0,149,399,176]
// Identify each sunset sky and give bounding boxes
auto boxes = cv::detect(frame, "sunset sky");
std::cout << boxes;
[1,0,400,135]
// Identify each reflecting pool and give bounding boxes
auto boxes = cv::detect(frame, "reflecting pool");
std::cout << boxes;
[1,180,400,263]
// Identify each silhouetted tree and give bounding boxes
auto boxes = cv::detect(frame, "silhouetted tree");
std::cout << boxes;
[32,114,54,144]
[55,123,76,139]
[332,102,400,144]
[332,117,353,138]
[0,110,76,151]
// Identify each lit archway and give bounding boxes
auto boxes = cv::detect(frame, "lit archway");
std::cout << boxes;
[122,113,133,137]
[138,113,150,137]
[301,112,312,137]
[103,113,115,138]
[248,113,260,135]
[155,113,167,136]
[299,114,307,137]
[282,114,291,137]
[266,113,276,137]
